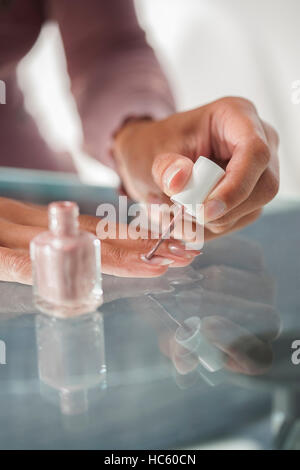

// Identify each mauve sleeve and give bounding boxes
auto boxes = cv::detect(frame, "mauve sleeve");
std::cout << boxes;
[46,0,175,172]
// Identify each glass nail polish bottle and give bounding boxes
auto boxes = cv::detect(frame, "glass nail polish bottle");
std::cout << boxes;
[30,201,103,318]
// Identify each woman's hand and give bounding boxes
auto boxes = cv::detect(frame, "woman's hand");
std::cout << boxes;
[113,97,280,239]
[0,198,200,284]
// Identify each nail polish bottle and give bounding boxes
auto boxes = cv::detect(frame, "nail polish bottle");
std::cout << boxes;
[171,156,225,220]
[30,201,103,318]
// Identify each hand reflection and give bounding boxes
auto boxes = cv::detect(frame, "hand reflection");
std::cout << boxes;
[151,235,281,379]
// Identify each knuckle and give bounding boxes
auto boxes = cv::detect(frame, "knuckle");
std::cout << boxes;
[207,212,234,227]
[10,253,24,272]
[223,179,251,208]
[263,121,280,148]
[251,137,271,166]
[217,96,256,112]
[140,238,158,252]
[260,172,280,203]
[107,245,123,265]
[269,125,280,147]
[79,215,98,234]
[6,252,30,282]
[152,153,174,173]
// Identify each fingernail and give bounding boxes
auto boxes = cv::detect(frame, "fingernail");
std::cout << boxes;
[206,221,234,234]
[204,199,226,222]
[185,241,203,251]
[162,164,182,190]
[141,255,174,265]
[168,243,193,258]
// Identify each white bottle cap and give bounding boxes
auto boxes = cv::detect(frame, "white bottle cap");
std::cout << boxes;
[171,156,225,218]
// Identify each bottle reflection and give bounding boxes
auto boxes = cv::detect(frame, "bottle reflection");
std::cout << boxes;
[35,312,106,416]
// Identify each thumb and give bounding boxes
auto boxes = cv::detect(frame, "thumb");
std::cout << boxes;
[152,153,193,197]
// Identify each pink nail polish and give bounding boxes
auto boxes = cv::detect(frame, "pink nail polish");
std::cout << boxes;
[30,202,103,318]
[168,243,193,258]
[141,255,174,266]
[163,165,182,190]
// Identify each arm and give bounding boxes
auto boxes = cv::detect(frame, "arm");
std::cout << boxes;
[46,0,175,171]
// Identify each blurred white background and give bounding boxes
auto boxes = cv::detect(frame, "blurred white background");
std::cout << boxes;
[17,0,300,196]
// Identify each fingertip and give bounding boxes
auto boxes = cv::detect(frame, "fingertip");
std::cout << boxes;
[204,198,227,222]
[163,165,191,195]
[101,242,170,278]
[152,153,193,196]
[135,255,170,277]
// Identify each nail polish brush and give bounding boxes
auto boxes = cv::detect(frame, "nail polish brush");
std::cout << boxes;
[145,208,183,260]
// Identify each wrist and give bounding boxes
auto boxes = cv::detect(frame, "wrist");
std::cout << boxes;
[113,117,156,163]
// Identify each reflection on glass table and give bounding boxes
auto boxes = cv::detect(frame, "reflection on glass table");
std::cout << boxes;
[36,313,106,417]
[0,169,299,450]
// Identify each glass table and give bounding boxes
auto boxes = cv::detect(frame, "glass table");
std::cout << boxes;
[0,168,299,450]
